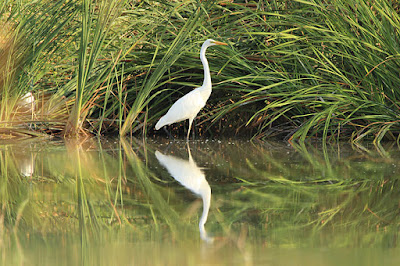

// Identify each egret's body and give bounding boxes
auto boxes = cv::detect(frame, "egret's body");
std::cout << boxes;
[155,39,227,140]
[21,92,35,106]
[19,92,35,113]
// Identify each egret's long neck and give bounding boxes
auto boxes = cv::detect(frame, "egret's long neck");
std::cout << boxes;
[200,44,212,89]
[199,184,211,228]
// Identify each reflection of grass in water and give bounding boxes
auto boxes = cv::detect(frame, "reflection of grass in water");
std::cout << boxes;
[121,138,207,242]
[206,140,400,248]
[121,139,180,231]
[0,138,200,264]
[0,139,400,264]
[141,139,400,250]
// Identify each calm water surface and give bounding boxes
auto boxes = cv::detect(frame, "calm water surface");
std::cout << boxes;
[0,138,399,265]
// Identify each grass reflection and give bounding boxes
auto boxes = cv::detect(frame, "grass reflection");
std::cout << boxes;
[0,138,399,264]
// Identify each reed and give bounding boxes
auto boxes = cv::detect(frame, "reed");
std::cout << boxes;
[1,0,400,142]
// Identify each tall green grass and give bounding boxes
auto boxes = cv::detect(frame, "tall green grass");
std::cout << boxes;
[65,0,120,136]
[209,0,400,142]
[1,0,400,142]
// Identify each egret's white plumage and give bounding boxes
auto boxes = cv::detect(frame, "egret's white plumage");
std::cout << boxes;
[155,39,227,139]
[155,147,213,242]
[21,92,35,106]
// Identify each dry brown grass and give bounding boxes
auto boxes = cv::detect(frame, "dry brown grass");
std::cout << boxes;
[0,21,15,92]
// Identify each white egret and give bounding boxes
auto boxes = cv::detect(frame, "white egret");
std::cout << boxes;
[155,146,213,242]
[19,92,35,113]
[18,152,35,178]
[155,39,227,140]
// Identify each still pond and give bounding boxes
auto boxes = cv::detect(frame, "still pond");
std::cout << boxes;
[0,138,399,265]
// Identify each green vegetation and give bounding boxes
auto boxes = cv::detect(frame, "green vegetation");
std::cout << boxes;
[1,0,400,142]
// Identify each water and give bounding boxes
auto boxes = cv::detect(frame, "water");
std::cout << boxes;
[0,138,399,265]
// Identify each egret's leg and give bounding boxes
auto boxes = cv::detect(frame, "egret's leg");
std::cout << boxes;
[192,118,196,140]
[187,118,194,141]
[163,126,174,139]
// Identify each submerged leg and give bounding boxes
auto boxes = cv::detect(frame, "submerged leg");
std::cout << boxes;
[163,126,174,139]
[192,118,196,140]
[187,118,194,141]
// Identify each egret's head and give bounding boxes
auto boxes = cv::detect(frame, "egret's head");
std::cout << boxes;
[203,39,228,47]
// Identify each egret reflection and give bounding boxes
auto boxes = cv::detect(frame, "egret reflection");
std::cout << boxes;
[155,146,212,242]
[16,150,35,178]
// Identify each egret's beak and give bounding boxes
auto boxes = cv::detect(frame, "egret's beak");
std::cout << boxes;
[213,41,228,46]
